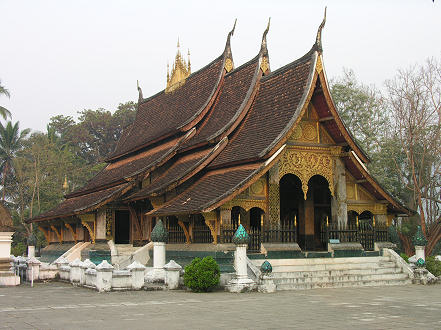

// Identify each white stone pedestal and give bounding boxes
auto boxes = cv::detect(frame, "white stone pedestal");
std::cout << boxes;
[227,244,256,293]
[258,275,276,293]
[27,246,35,258]
[26,257,41,282]
[415,245,425,262]
[127,261,146,290]
[96,260,114,292]
[0,232,20,286]
[164,260,182,290]
[145,242,166,283]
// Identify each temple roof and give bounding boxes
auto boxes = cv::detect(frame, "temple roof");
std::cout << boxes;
[31,183,131,222]
[210,50,316,168]
[28,15,412,223]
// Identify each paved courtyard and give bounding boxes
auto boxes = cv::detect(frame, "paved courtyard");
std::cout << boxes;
[0,282,440,329]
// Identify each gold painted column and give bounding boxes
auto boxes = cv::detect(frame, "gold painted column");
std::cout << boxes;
[268,164,280,228]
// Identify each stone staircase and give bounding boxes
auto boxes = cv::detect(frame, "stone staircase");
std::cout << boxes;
[251,255,412,291]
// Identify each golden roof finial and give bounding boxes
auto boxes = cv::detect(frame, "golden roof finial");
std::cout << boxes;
[63,175,68,191]
[166,38,191,93]
[187,49,191,73]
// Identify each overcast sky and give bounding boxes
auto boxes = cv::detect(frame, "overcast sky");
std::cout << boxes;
[1,0,440,132]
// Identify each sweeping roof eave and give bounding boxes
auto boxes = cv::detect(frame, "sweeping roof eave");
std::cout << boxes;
[147,145,285,217]
[345,151,414,216]
[125,137,228,201]
[27,183,132,223]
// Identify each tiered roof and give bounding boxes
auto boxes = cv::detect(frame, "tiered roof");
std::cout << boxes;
[30,14,410,224]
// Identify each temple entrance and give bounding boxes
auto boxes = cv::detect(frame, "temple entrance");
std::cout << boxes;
[115,210,130,244]
[280,174,331,251]
[309,175,331,251]
[280,174,303,246]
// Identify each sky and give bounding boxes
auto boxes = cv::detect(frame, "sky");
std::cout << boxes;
[1,0,440,132]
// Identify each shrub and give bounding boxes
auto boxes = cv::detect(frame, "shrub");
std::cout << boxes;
[400,253,409,263]
[426,256,441,277]
[11,242,26,256]
[184,256,220,292]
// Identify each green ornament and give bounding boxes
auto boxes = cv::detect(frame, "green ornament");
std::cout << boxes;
[260,260,272,274]
[416,258,425,268]
[151,219,168,243]
[232,224,250,245]
[413,225,428,246]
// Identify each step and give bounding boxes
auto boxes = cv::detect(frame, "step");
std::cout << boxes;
[252,256,389,267]
[273,273,409,285]
[268,261,397,273]
[276,278,412,291]
[272,267,402,278]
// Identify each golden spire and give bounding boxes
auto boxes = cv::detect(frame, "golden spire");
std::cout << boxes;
[63,175,68,191]
[166,38,191,93]
[187,49,191,73]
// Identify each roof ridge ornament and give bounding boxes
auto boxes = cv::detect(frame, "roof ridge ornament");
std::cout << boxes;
[315,7,327,53]
[166,39,191,93]
[260,17,271,74]
[224,19,237,73]
[137,80,143,102]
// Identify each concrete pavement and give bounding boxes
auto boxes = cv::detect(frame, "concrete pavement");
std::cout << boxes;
[1,282,440,329]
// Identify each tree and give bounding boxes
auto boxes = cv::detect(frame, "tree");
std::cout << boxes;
[331,69,388,156]
[385,58,441,256]
[0,121,30,200]
[48,101,136,164]
[0,80,12,120]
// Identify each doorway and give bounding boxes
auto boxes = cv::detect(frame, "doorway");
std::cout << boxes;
[115,210,130,244]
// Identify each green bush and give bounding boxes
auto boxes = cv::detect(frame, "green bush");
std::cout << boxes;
[426,256,441,277]
[184,256,220,292]
[400,253,409,263]
[11,242,26,256]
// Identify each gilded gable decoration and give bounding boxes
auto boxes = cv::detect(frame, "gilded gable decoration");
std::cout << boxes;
[279,147,335,199]
[166,39,191,93]
[225,58,233,72]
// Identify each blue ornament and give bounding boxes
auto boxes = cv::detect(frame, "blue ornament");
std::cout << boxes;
[260,260,272,274]
[416,258,425,268]
[232,224,250,245]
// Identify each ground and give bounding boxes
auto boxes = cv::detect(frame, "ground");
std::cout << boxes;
[1,283,440,329]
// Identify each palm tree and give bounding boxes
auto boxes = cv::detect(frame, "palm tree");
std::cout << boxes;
[0,80,12,120]
[0,121,30,200]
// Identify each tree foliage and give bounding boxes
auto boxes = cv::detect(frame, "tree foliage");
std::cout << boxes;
[0,80,12,120]
[332,59,441,256]
[2,101,136,249]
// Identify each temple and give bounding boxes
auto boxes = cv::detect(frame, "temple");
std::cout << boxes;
[29,13,411,265]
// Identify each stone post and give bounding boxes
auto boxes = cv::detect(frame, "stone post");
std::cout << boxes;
[69,258,83,284]
[413,225,428,264]
[164,260,182,290]
[127,261,146,290]
[96,260,114,292]
[226,224,256,293]
[27,234,37,258]
[54,256,69,270]
[145,219,168,283]
[258,260,276,293]
[26,257,41,282]
[80,259,96,286]
[55,257,70,281]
